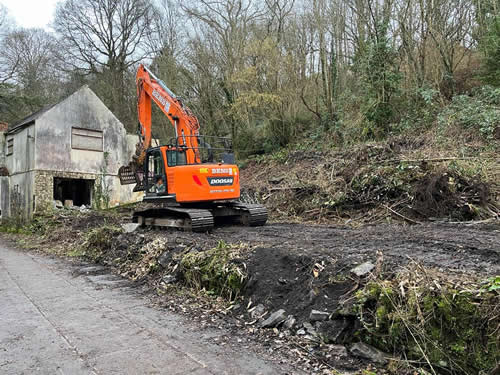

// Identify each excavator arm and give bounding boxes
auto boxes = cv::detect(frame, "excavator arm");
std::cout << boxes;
[119,64,202,186]
[136,64,201,165]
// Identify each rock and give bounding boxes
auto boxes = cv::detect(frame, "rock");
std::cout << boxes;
[350,261,375,277]
[316,320,349,344]
[54,200,63,209]
[350,342,388,365]
[162,274,177,284]
[296,328,306,335]
[328,344,348,358]
[121,223,141,233]
[157,251,171,267]
[309,309,329,322]
[64,199,73,208]
[250,304,266,320]
[283,315,296,329]
[302,322,317,336]
[79,205,89,212]
[258,309,287,328]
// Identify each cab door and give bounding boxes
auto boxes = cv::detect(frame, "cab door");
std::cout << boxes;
[145,148,167,196]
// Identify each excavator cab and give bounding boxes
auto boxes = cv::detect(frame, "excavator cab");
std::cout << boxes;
[141,136,240,204]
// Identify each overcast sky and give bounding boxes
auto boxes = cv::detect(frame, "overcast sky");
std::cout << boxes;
[1,0,59,29]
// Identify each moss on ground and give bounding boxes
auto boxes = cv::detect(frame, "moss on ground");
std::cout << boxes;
[355,264,500,374]
[178,241,248,300]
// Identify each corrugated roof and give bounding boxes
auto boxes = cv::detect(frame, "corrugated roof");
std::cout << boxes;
[6,103,58,134]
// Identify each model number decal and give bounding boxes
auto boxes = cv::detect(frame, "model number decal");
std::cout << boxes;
[211,168,232,174]
[207,177,233,186]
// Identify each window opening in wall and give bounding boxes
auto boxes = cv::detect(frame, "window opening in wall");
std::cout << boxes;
[6,138,13,155]
[53,178,94,206]
[71,128,103,152]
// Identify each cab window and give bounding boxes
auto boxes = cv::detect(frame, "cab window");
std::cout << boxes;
[166,150,187,166]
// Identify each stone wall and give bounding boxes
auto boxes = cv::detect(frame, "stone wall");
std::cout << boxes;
[34,170,97,212]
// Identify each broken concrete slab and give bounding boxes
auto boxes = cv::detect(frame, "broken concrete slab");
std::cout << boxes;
[121,223,141,233]
[258,309,286,328]
[158,251,171,267]
[350,342,388,364]
[350,262,375,277]
[309,309,329,322]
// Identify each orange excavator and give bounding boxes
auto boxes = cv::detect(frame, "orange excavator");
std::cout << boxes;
[118,64,267,231]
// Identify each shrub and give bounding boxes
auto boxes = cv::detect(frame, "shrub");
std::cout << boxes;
[438,86,500,139]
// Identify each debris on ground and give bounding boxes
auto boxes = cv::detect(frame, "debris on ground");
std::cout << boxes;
[240,138,499,226]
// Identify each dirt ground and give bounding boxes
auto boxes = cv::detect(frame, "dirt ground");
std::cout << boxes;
[6,210,499,374]
[152,221,500,323]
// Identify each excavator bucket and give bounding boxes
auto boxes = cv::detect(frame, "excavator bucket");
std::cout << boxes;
[119,165,146,192]
[118,165,136,185]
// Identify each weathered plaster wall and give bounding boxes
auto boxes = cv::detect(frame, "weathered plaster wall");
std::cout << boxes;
[5,125,35,175]
[7,171,35,218]
[0,177,9,218]
[35,86,128,174]
[3,125,35,218]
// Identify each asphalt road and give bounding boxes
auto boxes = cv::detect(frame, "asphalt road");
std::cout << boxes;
[0,240,288,375]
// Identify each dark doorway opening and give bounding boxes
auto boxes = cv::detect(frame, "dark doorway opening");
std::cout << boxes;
[53,178,94,206]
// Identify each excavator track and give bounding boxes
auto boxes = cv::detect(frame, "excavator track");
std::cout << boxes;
[132,201,267,232]
[133,207,214,232]
[228,202,268,226]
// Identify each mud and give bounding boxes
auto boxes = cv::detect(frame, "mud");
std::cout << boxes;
[154,222,499,325]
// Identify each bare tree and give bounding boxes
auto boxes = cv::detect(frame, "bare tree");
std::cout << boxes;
[53,0,158,74]
[181,0,264,139]
[0,5,16,83]
[54,0,160,125]
[0,28,62,121]
[2,29,58,93]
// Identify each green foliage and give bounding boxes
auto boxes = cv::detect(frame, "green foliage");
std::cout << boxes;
[482,276,500,292]
[357,23,402,139]
[479,14,500,86]
[397,87,440,133]
[0,213,57,235]
[93,152,112,210]
[79,225,122,262]
[179,241,248,300]
[438,86,500,139]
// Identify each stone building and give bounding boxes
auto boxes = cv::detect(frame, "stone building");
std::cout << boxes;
[0,86,142,219]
